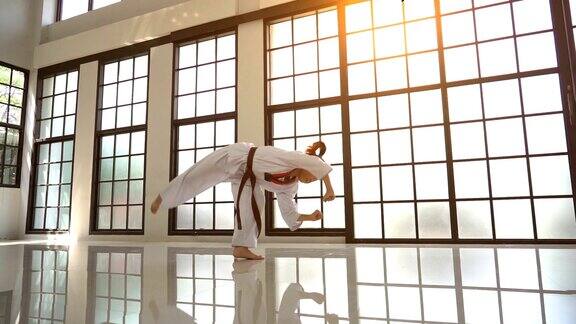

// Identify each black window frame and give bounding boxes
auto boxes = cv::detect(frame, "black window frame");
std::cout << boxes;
[168,28,239,236]
[264,0,576,243]
[26,68,80,234]
[90,51,150,235]
[0,60,28,188]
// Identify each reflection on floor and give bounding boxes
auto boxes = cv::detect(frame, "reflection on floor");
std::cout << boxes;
[0,243,574,323]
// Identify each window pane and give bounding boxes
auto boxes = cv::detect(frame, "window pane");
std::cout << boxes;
[535,198,576,239]
[450,122,486,160]
[418,202,451,238]
[352,168,381,202]
[454,161,490,198]
[415,164,448,199]
[61,0,89,20]
[383,203,416,238]
[381,166,413,201]
[494,200,534,239]
[457,201,492,239]
[486,118,525,157]
[517,32,557,71]
[442,12,475,47]
[479,39,517,77]
[530,156,572,196]
[490,158,530,197]
[354,204,382,239]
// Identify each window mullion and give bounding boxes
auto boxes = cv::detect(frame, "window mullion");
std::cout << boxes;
[433,0,459,239]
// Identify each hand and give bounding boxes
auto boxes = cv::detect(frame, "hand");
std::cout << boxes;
[310,209,323,221]
[298,210,323,222]
[322,189,335,202]
[309,292,326,304]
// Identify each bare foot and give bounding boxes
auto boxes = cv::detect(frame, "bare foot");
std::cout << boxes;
[232,246,264,260]
[151,195,162,214]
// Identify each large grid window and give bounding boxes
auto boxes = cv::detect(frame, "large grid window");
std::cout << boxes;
[266,8,347,234]
[93,54,148,233]
[22,248,69,324]
[0,63,26,187]
[349,0,574,240]
[271,105,346,231]
[89,248,142,323]
[169,249,235,322]
[441,0,574,240]
[29,70,78,232]
[267,0,576,241]
[347,1,449,240]
[171,32,237,234]
[58,0,122,21]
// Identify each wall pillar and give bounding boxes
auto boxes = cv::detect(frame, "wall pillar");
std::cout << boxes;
[144,43,174,241]
[69,61,98,241]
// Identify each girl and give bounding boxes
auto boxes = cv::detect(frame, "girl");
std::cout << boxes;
[151,141,335,260]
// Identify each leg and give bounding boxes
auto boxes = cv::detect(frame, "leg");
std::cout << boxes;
[231,183,265,260]
[156,147,230,211]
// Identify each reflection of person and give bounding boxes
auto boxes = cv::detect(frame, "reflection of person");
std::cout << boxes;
[148,299,197,324]
[151,142,335,260]
[278,283,339,324]
[232,260,265,324]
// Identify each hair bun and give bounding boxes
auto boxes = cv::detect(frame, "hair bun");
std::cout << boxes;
[305,141,326,158]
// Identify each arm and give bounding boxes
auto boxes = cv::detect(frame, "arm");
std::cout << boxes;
[277,191,303,231]
[322,174,335,202]
[277,190,323,229]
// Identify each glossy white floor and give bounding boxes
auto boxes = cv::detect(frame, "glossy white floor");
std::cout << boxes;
[0,242,574,323]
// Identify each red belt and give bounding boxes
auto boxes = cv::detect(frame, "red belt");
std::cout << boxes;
[235,147,262,237]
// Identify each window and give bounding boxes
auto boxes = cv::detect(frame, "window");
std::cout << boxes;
[169,248,235,321]
[21,247,69,323]
[88,247,142,323]
[171,31,237,234]
[267,0,576,241]
[28,70,78,232]
[0,62,27,187]
[92,54,149,234]
[441,0,573,240]
[58,0,122,21]
[266,7,347,235]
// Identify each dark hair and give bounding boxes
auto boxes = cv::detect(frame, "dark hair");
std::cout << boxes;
[305,141,326,158]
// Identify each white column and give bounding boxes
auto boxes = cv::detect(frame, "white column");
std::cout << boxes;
[69,61,98,241]
[144,43,173,241]
[237,19,265,146]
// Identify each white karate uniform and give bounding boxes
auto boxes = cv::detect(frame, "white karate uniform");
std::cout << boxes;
[159,143,333,248]
[232,267,265,324]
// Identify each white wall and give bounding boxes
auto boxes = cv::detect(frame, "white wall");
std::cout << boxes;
[33,0,239,69]
[0,189,20,239]
[0,0,43,239]
[0,0,43,68]
[41,0,218,43]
